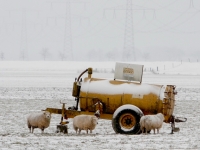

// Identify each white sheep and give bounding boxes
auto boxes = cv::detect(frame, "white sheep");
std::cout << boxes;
[140,113,164,134]
[73,115,98,134]
[27,111,51,133]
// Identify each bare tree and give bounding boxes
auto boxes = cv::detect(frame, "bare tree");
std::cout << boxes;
[87,49,98,61]
[0,52,4,60]
[59,51,66,61]
[143,52,150,61]
[41,48,50,61]
[20,51,26,61]
[105,49,116,61]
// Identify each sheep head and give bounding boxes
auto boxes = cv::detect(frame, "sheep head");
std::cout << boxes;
[43,111,51,120]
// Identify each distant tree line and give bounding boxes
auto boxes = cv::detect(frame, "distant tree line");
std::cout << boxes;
[0,52,4,60]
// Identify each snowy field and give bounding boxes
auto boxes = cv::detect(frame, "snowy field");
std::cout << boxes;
[0,61,200,150]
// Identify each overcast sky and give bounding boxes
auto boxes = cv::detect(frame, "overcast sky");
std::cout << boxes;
[0,0,200,61]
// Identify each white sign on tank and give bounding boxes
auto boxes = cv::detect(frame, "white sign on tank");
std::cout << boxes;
[114,62,143,83]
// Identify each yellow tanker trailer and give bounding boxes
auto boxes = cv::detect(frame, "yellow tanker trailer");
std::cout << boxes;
[45,62,186,134]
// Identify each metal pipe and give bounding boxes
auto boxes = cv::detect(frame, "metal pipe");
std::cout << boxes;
[77,69,88,81]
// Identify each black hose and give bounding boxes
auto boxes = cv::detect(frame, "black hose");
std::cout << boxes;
[77,69,88,81]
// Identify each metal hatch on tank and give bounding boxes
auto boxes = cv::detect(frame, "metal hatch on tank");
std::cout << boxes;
[114,62,143,82]
[44,62,187,134]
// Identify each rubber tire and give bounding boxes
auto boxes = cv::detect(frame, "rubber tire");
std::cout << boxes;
[112,106,143,134]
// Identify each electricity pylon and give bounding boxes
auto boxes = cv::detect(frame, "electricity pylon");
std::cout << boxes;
[122,0,135,61]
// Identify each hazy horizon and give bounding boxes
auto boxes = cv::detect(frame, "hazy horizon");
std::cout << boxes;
[0,0,200,61]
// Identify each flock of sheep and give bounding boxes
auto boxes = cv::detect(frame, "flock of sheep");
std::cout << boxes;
[26,111,164,135]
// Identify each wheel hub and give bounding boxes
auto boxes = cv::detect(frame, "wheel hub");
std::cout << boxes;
[119,113,136,129]
[125,118,132,125]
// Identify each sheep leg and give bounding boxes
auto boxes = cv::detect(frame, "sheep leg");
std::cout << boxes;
[32,127,34,133]
[78,129,81,134]
[74,127,78,134]
[28,127,31,133]
[157,129,159,134]
[41,128,44,134]
[141,127,144,134]
[153,129,155,134]
[86,129,88,134]
[28,123,32,133]
[142,127,145,134]
[90,130,92,134]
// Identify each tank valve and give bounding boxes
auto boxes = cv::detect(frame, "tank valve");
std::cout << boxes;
[88,67,93,78]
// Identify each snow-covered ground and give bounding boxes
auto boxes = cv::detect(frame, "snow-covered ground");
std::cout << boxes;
[0,61,200,150]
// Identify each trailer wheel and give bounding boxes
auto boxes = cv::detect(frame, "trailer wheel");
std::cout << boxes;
[112,105,143,134]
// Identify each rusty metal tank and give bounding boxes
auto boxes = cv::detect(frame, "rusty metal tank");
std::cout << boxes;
[78,75,176,123]
[73,63,176,123]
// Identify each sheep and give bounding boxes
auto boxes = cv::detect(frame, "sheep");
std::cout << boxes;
[27,111,51,133]
[73,115,98,134]
[140,113,164,134]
